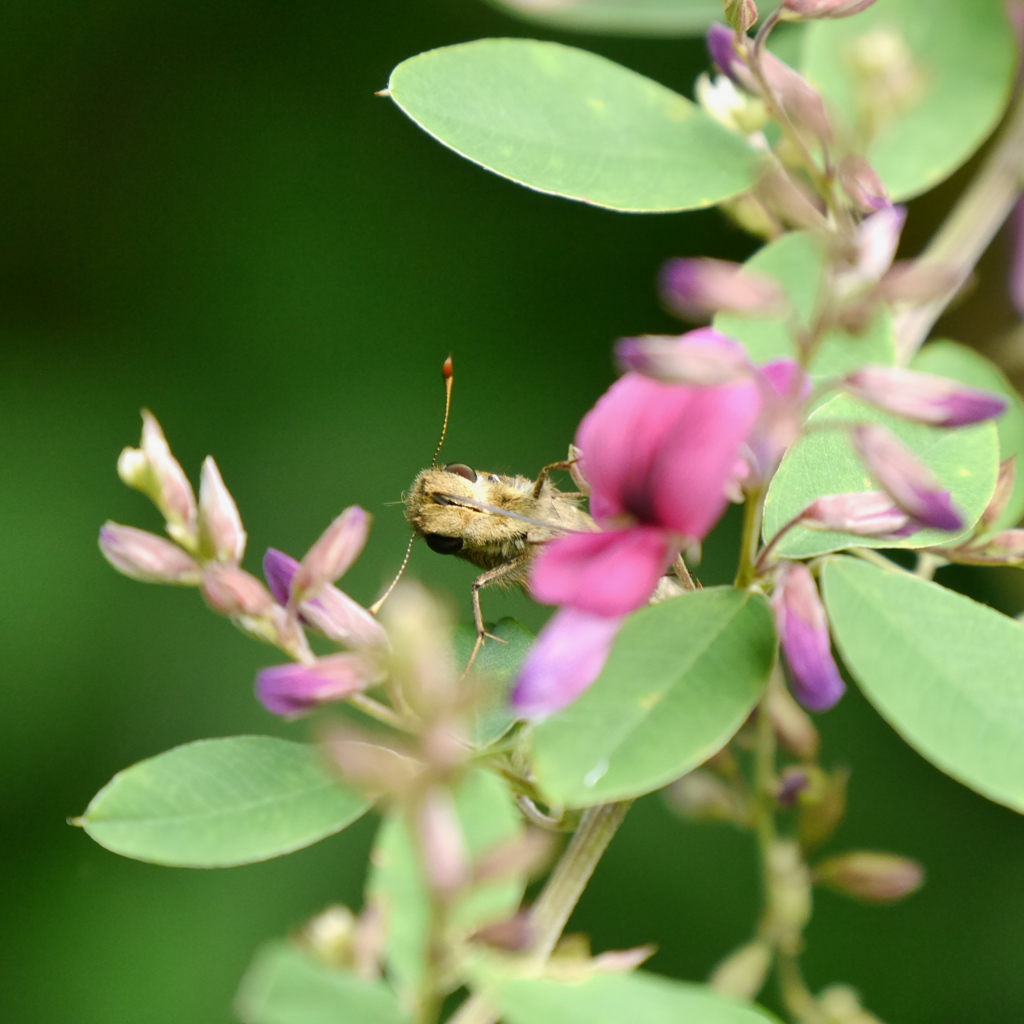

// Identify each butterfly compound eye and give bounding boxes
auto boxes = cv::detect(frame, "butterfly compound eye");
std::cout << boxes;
[423,533,464,555]
[443,463,477,483]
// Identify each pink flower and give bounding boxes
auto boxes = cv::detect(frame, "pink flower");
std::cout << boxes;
[532,373,762,617]
[257,653,382,718]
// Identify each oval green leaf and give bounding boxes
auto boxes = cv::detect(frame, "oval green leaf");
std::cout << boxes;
[235,942,406,1024]
[823,557,1024,814]
[532,588,775,807]
[715,231,896,379]
[801,0,1016,200]
[76,736,371,868]
[912,339,1024,531]
[484,0,755,37]
[367,769,524,999]
[763,393,999,559]
[454,617,535,747]
[388,39,762,212]
[478,968,780,1024]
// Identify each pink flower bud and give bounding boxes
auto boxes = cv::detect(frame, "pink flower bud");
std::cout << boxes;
[838,154,889,213]
[615,328,752,385]
[416,787,470,897]
[201,564,275,619]
[753,166,827,231]
[772,562,845,711]
[99,522,202,584]
[798,491,911,537]
[842,365,1006,427]
[292,506,371,603]
[781,0,879,19]
[135,410,198,546]
[658,258,785,321]
[850,424,963,531]
[813,851,925,902]
[198,457,247,563]
[979,458,1017,532]
[321,725,424,796]
[759,50,833,144]
[470,915,536,953]
[706,23,747,84]
[949,529,1024,565]
[256,652,379,717]
[841,206,906,290]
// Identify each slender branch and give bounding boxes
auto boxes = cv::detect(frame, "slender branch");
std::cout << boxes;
[895,88,1024,362]
[736,488,766,588]
[448,801,632,1024]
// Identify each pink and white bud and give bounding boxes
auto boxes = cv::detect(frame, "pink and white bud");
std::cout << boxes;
[256,652,380,717]
[201,564,275,619]
[724,0,758,32]
[470,915,536,953]
[198,457,247,563]
[263,548,388,649]
[851,424,963,531]
[842,365,1006,427]
[838,154,889,213]
[615,328,753,386]
[416,787,470,897]
[99,522,202,584]
[772,561,845,711]
[949,529,1024,565]
[759,50,834,144]
[780,0,879,19]
[798,491,911,537]
[291,506,371,603]
[753,166,827,231]
[658,258,785,321]
[321,725,424,796]
[130,410,198,547]
[813,851,924,903]
[840,206,906,291]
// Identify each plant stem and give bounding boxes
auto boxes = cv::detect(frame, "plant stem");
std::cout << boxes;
[895,88,1024,363]
[447,801,632,1024]
[736,488,766,588]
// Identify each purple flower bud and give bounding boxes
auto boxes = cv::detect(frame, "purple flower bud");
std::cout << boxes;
[851,424,963,532]
[658,258,785,321]
[706,23,746,84]
[776,767,810,808]
[813,851,925,903]
[842,365,1006,427]
[198,456,247,563]
[771,562,845,711]
[201,564,275,619]
[838,154,889,213]
[257,652,378,717]
[798,491,911,537]
[263,548,388,649]
[99,522,202,584]
[843,206,906,288]
[615,328,752,386]
[781,0,879,19]
[292,506,371,603]
[512,608,624,721]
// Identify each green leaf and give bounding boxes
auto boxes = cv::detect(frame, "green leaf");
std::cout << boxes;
[912,340,1024,531]
[454,617,534,746]
[483,0,762,37]
[388,39,762,212]
[801,0,1016,200]
[823,557,1024,814]
[76,736,371,868]
[532,588,775,807]
[235,941,406,1024]
[715,232,896,379]
[762,394,999,559]
[367,769,524,999]
[235,943,404,1024]
[478,968,780,1024]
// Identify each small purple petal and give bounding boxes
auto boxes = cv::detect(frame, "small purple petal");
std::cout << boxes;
[530,527,675,617]
[658,259,785,320]
[512,608,624,721]
[256,653,374,718]
[772,562,845,712]
[706,23,744,83]
[263,547,298,606]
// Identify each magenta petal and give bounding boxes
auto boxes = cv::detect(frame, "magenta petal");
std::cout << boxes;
[264,547,298,605]
[530,528,675,616]
[512,608,624,721]
[257,654,371,718]
[772,563,845,712]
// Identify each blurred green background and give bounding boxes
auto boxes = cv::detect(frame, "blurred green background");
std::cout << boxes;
[2,1,1024,1021]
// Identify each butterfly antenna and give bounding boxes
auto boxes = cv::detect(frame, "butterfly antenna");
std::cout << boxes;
[430,354,454,468]
[369,531,417,615]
